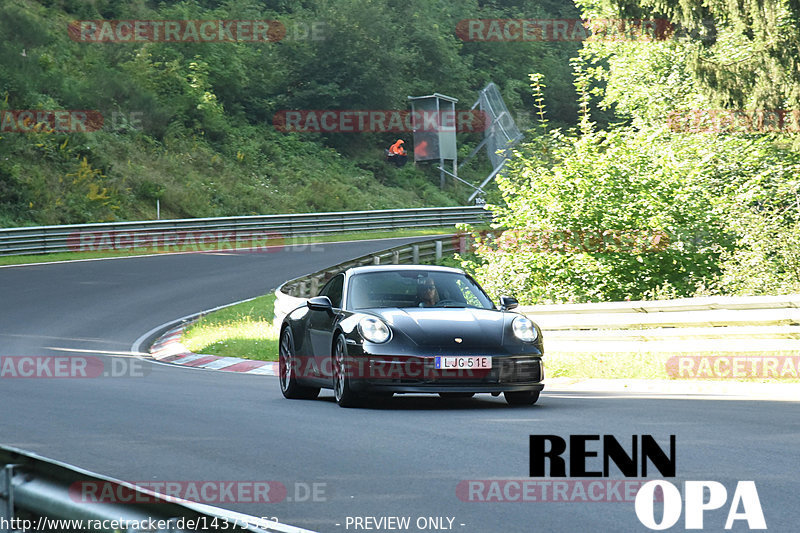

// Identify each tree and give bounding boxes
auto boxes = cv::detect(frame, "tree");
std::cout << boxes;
[577,0,800,110]
[463,73,800,302]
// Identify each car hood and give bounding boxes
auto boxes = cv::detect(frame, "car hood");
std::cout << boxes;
[371,307,507,348]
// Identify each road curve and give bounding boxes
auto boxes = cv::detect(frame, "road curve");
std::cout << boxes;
[1,239,798,532]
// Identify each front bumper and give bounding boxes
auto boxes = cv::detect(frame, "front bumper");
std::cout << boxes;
[355,382,545,394]
[344,354,544,394]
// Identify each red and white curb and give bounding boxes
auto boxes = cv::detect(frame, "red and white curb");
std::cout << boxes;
[149,323,278,375]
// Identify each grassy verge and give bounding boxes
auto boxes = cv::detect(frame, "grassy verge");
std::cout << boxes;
[176,245,799,383]
[546,351,670,380]
[545,351,800,382]
[181,293,280,361]
[180,295,800,382]
[0,227,456,267]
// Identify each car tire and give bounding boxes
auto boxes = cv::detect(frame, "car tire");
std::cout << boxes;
[333,333,362,408]
[439,392,475,399]
[279,327,320,400]
[504,390,540,406]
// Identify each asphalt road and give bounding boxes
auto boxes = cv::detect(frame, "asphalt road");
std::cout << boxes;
[1,240,798,532]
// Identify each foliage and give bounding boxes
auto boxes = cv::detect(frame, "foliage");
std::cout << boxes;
[713,181,800,295]
[463,75,800,302]
[466,126,723,303]
[458,0,800,302]
[577,0,800,110]
[0,0,585,227]
[575,20,708,128]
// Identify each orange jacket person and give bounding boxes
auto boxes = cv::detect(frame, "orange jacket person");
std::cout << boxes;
[388,139,406,156]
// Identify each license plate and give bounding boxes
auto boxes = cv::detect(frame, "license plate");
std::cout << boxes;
[434,356,491,370]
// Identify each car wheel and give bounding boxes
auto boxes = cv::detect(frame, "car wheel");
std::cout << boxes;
[504,390,540,406]
[333,333,362,408]
[439,392,475,399]
[279,327,320,400]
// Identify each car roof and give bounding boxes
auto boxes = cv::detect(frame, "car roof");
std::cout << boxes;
[346,264,465,276]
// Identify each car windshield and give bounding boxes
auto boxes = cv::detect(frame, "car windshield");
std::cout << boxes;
[347,270,495,310]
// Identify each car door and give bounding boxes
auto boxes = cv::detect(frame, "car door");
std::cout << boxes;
[308,273,344,381]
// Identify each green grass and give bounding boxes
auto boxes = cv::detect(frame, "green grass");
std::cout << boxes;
[174,241,800,384]
[181,293,280,361]
[179,292,800,383]
[0,227,456,267]
[546,351,800,382]
[546,351,670,380]
[178,268,800,383]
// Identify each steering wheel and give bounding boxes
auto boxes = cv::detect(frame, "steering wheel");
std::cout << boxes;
[434,299,462,307]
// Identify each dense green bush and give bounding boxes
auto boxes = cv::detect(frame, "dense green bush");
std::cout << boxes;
[463,125,727,303]
[463,62,800,302]
[459,0,800,302]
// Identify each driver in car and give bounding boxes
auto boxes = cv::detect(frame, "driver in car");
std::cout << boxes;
[418,278,440,307]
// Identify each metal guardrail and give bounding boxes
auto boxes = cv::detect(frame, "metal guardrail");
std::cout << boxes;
[0,445,315,533]
[519,295,800,353]
[0,207,489,256]
[273,235,466,323]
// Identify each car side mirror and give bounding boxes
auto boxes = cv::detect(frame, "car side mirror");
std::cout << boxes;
[499,296,518,311]
[307,296,333,312]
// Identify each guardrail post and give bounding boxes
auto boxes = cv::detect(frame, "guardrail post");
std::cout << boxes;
[435,240,443,261]
[373,256,380,265]
[310,277,319,295]
[0,465,15,532]
[298,281,307,298]
[392,251,400,265]
[412,244,419,264]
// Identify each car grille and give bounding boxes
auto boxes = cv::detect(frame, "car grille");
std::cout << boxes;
[496,358,542,383]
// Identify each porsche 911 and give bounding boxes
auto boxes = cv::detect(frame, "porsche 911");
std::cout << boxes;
[279,265,544,407]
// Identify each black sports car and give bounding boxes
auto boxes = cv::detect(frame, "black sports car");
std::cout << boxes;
[278,265,544,407]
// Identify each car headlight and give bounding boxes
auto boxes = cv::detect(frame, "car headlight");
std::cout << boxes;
[512,315,538,342]
[358,316,391,343]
